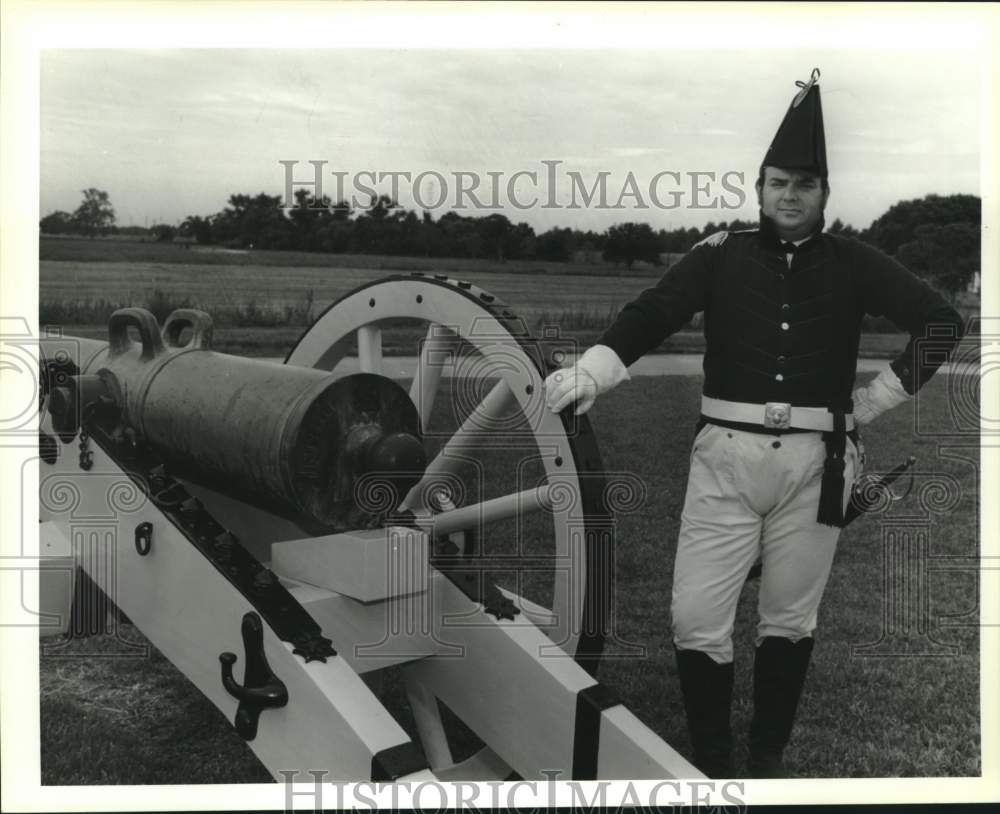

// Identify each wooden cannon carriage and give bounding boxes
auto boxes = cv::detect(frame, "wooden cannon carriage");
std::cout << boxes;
[37,274,700,783]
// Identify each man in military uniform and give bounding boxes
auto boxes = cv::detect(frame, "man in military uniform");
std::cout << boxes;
[544,69,963,778]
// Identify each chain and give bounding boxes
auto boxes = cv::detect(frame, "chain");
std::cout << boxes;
[77,402,95,470]
[78,428,93,471]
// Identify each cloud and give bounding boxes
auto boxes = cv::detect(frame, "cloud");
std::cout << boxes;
[39,48,981,231]
[610,147,670,158]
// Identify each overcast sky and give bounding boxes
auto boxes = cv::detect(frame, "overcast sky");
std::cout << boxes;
[40,48,980,233]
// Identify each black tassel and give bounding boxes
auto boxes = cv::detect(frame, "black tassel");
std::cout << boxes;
[816,410,847,528]
[817,454,846,527]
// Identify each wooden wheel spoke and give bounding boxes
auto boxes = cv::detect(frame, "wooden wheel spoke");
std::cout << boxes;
[401,379,518,511]
[414,485,553,537]
[357,324,383,374]
[409,324,453,434]
[286,276,608,731]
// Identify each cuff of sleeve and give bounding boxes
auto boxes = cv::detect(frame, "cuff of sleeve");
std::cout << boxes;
[854,366,911,424]
[876,365,911,406]
[578,344,631,393]
[889,358,916,395]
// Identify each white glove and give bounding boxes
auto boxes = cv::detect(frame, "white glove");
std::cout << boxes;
[852,367,911,425]
[543,345,630,415]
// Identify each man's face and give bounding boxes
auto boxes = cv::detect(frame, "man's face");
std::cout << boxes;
[757,166,828,239]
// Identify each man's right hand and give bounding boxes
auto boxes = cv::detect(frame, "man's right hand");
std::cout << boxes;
[542,344,630,416]
[544,366,599,415]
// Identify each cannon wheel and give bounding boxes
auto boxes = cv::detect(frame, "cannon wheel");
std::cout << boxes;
[284,274,613,778]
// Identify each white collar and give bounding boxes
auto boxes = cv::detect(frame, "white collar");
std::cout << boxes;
[782,235,812,248]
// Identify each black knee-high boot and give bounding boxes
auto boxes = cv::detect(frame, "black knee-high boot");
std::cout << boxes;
[748,636,815,778]
[674,647,734,777]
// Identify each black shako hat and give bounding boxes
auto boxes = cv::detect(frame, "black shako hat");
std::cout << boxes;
[761,67,827,179]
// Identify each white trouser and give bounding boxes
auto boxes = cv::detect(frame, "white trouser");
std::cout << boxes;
[671,423,859,664]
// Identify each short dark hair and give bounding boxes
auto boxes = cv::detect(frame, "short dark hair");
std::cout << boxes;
[757,165,829,193]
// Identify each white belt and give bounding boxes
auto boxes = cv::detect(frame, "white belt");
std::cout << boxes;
[701,396,855,432]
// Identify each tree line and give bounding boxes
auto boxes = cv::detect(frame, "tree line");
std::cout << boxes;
[41,188,981,295]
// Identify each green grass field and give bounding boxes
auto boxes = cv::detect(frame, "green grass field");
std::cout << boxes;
[40,235,669,276]
[38,259,655,325]
[39,237,663,322]
[39,371,980,783]
[40,238,915,359]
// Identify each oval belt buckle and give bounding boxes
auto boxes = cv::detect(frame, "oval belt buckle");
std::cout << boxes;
[764,402,792,429]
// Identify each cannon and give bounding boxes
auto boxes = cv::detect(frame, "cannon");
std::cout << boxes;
[37,274,699,782]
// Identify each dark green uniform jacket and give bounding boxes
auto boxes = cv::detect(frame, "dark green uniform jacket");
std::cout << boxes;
[598,225,964,410]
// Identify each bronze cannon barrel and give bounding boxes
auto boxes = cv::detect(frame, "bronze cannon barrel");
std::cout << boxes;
[46,308,425,531]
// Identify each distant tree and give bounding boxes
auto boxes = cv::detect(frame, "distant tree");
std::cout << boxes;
[679,227,702,252]
[581,229,605,251]
[212,193,292,249]
[179,215,214,245]
[895,221,980,296]
[316,219,354,253]
[696,219,755,240]
[480,214,515,262]
[535,227,573,262]
[310,199,352,252]
[117,225,151,237]
[364,194,399,222]
[507,222,536,261]
[39,210,75,235]
[287,189,333,251]
[150,223,176,242]
[396,209,422,256]
[828,218,859,238]
[414,210,444,257]
[602,222,662,270]
[331,200,353,221]
[434,212,482,258]
[72,188,116,238]
[351,195,408,253]
[862,194,980,254]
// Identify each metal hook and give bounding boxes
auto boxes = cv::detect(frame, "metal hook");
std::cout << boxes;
[134,522,153,556]
[219,612,288,740]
